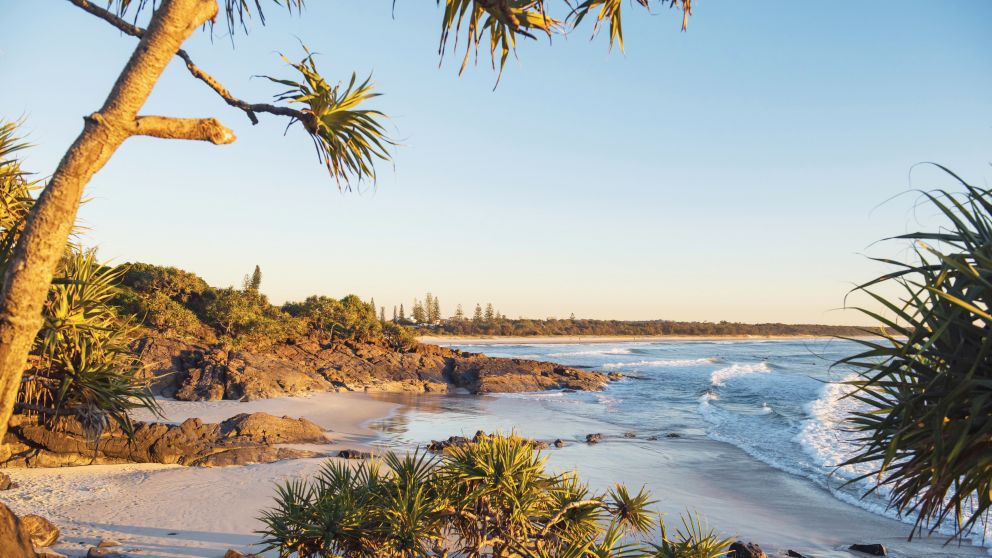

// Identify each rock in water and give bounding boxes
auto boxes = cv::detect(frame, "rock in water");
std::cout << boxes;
[849,543,886,556]
[87,548,127,558]
[553,439,566,448]
[21,514,59,547]
[786,551,808,558]
[97,539,122,548]
[623,432,636,438]
[223,550,247,558]
[728,541,767,558]
[0,503,35,558]
[337,449,374,460]
[586,433,603,444]
[36,549,69,558]
[0,471,12,490]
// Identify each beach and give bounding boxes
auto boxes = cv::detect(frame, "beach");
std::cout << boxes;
[2,340,987,558]
[417,334,855,345]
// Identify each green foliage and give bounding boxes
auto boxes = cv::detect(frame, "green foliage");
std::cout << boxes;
[201,287,303,346]
[24,251,158,438]
[262,50,394,188]
[0,120,156,437]
[382,321,417,351]
[259,434,730,558]
[839,167,992,539]
[646,512,734,558]
[283,294,386,342]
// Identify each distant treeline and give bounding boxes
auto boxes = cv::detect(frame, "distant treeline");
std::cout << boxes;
[419,318,875,338]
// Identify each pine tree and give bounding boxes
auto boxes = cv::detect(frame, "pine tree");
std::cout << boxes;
[399,304,406,321]
[412,299,426,323]
[393,305,398,322]
[484,303,495,323]
[424,293,434,323]
[472,303,483,324]
[370,297,376,313]
[454,304,465,321]
[430,297,441,324]
[380,306,385,323]
[243,264,262,292]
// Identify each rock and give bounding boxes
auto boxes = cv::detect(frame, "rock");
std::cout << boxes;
[97,539,122,548]
[728,541,767,558]
[666,433,682,438]
[21,514,59,547]
[87,548,127,558]
[0,502,35,558]
[35,549,69,558]
[786,551,808,558]
[623,432,636,438]
[223,550,246,558]
[337,449,374,460]
[143,333,611,402]
[2,412,327,468]
[427,436,471,453]
[849,543,886,556]
[646,436,660,441]
[553,439,566,448]
[0,471,12,490]
[586,433,603,444]
[530,440,549,450]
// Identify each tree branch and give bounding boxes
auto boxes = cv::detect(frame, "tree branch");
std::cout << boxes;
[67,0,306,126]
[129,115,236,144]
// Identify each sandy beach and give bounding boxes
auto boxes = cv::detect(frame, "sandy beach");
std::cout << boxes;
[1,393,400,558]
[418,334,852,345]
[1,380,987,558]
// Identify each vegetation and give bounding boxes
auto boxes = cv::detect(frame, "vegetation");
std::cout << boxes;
[113,261,413,349]
[840,168,992,540]
[0,121,156,438]
[259,433,732,558]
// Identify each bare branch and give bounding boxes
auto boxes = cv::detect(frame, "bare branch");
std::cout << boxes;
[67,0,306,126]
[129,115,236,144]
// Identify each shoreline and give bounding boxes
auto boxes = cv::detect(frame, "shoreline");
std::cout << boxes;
[418,334,870,345]
[2,392,402,558]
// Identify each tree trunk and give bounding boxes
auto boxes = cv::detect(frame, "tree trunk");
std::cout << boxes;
[0,0,219,459]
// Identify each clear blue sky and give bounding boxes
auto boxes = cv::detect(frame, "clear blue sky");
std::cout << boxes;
[1,1,989,324]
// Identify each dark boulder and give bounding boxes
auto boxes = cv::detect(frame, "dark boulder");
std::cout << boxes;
[337,449,374,460]
[623,432,636,438]
[586,433,603,444]
[786,551,809,558]
[728,541,767,558]
[849,543,886,556]
[553,439,566,448]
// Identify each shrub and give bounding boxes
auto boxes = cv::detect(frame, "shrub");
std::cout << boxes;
[840,169,992,539]
[202,288,303,346]
[259,434,731,558]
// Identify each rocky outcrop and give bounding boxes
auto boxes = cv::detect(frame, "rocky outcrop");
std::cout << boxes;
[2,412,327,468]
[0,502,37,558]
[728,541,767,558]
[137,334,610,401]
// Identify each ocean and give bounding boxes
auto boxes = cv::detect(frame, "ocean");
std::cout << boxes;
[365,338,988,557]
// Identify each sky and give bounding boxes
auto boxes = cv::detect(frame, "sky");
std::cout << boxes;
[0,1,990,324]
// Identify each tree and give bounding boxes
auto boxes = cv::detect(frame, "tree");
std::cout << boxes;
[473,303,484,324]
[412,299,426,323]
[399,303,406,322]
[380,306,385,323]
[244,264,262,292]
[840,171,992,540]
[454,304,465,321]
[0,0,694,453]
[484,303,495,323]
[424,293,434,324]
[430,296,441,325]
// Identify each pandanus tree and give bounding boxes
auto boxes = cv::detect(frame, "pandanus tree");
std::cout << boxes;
[0,0,694,454]
[841,167,992,540]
